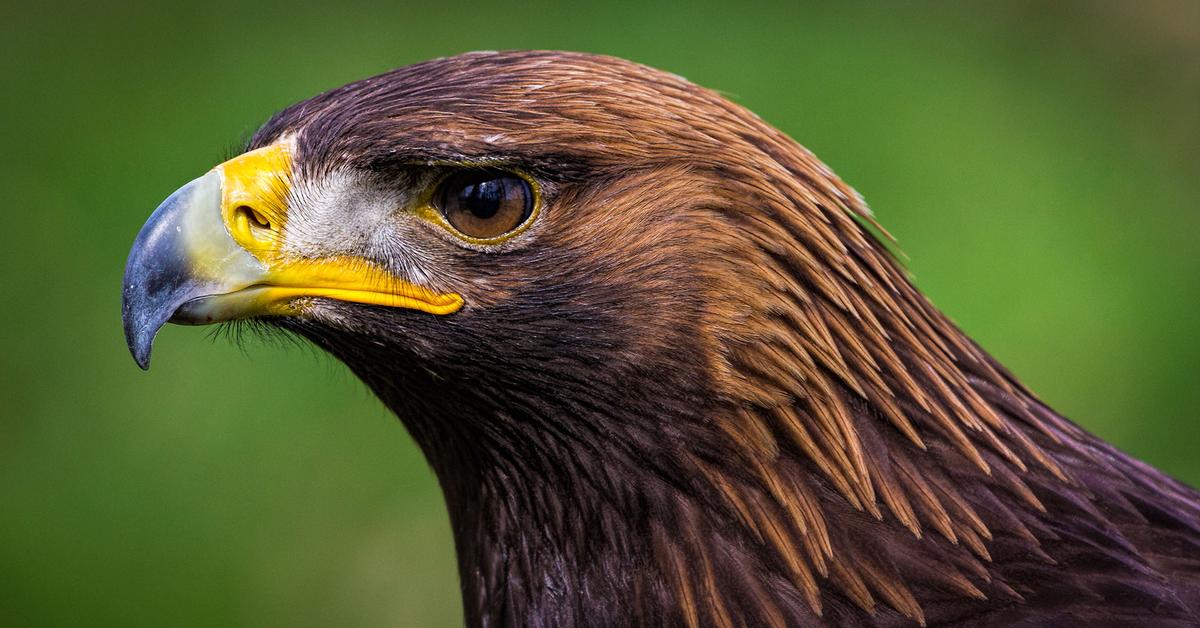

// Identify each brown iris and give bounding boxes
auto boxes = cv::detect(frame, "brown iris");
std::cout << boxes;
[435,170,534,240]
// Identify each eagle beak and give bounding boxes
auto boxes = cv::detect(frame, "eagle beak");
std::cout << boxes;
[121,142,463,370]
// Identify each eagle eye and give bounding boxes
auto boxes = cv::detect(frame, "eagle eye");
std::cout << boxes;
[434,170,535,241]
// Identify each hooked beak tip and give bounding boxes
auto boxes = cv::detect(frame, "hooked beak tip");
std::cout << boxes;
[133,350,152,371]
[121,172,221,371]
[122,295,162,371]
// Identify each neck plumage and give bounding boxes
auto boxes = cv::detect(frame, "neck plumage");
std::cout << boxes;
[297,252,1199,626]
[410,350,1196,627]
[325,319,1048,626]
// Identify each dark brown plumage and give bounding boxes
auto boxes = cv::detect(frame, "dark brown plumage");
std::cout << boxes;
[124,51,1200,626]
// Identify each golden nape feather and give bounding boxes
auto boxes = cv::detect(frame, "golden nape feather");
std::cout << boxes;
[122,51,1200,626]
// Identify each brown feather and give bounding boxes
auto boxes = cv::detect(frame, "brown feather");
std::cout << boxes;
[243,51,1200,626]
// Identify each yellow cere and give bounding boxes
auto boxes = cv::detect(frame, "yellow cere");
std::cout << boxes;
[218,141,294,261]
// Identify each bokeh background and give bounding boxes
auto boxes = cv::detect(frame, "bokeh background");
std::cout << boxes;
[2,1,1197,626]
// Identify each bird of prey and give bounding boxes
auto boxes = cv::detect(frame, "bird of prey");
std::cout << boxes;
[122,51,1200,626]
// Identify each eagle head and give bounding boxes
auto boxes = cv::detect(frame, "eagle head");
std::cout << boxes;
[122,51,1200,626]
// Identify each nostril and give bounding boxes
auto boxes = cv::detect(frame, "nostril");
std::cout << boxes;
[236,205,272,231]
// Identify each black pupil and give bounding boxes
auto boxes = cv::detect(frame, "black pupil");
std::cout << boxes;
[459,178,506,219]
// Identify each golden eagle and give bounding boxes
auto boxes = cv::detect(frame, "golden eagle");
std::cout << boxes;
[122,51,1200,626]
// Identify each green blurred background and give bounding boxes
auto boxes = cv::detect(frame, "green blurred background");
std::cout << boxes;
[2,1,1197,626]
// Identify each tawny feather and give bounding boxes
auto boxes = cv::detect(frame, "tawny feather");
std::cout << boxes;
[235,51,1200,626]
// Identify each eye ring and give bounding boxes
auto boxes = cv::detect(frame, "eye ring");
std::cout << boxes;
[431,169,537,243]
